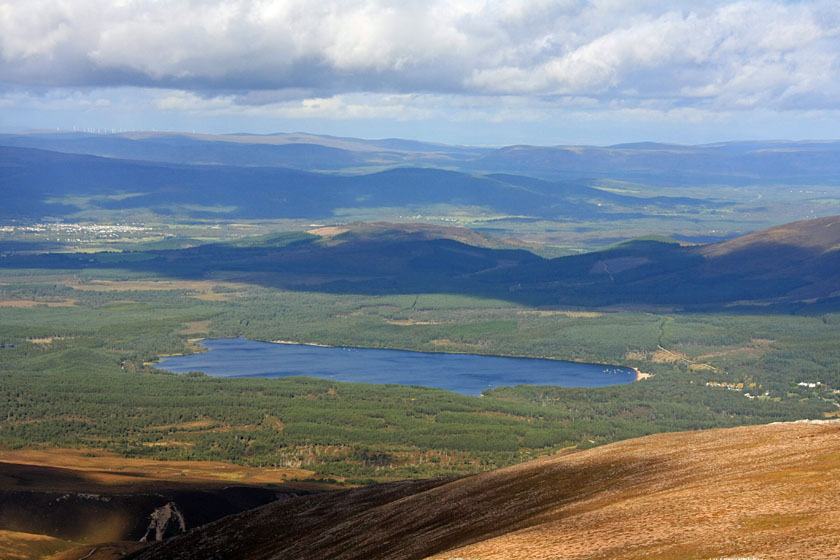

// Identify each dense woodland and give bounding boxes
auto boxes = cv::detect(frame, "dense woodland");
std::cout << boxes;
[1,263,837,482]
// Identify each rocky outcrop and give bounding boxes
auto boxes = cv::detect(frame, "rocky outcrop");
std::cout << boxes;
[141,502,187,542]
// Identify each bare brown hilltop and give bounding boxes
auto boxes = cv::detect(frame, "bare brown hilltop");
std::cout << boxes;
[134,420,840,560]
[694,215,840,302]
[307,221,512,249]
[700,214,840,258]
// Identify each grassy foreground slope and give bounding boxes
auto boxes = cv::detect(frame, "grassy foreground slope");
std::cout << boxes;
[134,420,840,560]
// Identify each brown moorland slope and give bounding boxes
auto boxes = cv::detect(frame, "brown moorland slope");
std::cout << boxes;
[309,221,509,249]
[0,530,79,560]
[690,215,840,302]
[700,214,840,258]
[135,420,840,560]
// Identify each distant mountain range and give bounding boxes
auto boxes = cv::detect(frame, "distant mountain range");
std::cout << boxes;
[0,131,491,170]
[2,131,838,307]
[4,131,840,184]
[0,145,723,221]
[3,216,838,309]
[471,140,840,184]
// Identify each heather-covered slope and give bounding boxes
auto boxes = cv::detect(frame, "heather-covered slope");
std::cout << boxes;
[701,214,840,258]
[135,421,840,560]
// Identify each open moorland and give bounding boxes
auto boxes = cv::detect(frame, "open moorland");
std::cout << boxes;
[134,420,840,560]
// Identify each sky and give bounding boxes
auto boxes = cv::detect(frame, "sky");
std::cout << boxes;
[1,0,840,146]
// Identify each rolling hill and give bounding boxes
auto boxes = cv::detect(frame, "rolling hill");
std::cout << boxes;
[0,131,490,170]
[0,146,713,222]
[470,141,840,184]
[465,214,840,307]
[696,215,840,302]
[131,420,840,560]
[5,132,840,186]
[700,213,840,258]
[2,216,838,308]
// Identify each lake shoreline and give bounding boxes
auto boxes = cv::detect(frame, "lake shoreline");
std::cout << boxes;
[272,339,333,348]
[631,367,654,381]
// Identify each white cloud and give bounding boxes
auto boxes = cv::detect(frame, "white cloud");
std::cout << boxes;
[7,85,840,145]
[1,0,839,125]
[151,89,439,121]
[468,1,840,110]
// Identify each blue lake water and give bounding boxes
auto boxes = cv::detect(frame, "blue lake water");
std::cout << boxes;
[156,337,637,396]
